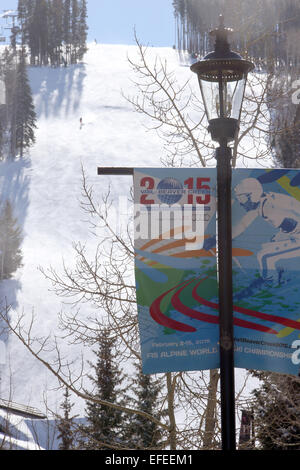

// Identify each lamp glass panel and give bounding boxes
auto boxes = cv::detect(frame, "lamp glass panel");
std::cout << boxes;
[231,75,246,120]
[198,79,220,121]
[198,73,247,122]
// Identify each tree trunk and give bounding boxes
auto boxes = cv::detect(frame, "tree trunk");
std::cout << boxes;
[166,372,177,450]
[202,369,219,449]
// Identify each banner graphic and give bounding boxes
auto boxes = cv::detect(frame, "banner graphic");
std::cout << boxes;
[232,169,300,375]
[134,168,300,376]
[134,168,218,373]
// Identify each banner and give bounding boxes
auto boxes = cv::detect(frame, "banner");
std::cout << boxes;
[232,169,300,376]
[134,168,300,376]
[134,168,218,373]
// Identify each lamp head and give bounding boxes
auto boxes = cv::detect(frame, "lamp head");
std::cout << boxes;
[190,15,254,143]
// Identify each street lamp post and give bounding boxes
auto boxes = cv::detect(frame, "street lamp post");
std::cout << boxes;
[191,15,254,451]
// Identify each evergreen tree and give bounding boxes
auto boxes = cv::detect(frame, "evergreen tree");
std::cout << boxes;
[63,0,72,64]
[251,371,300,450]
[12,50,37,158]
[17,0,27,46]
[48,0,64,66]
[57,387,76,450]
[71,0,79,63]
[81,329,127,449]
[78,0,88,60]
[17,0,88,67]
[0,120,3,160]
[29,0,49,65]
[172,0,300,70]
[126,362,166,449]
[0,200,23,280]
[2,48,17,158]
[17,0,36,50]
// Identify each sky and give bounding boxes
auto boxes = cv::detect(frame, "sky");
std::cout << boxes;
[0,0,175,47]
[89,0,175,46]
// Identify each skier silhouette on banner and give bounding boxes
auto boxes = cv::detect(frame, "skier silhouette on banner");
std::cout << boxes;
[233,177,300,285]
[203,176,300,293]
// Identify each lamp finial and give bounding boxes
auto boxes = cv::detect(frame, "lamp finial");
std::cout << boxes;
[219,14,224,29]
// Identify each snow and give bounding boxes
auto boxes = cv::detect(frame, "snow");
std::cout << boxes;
[0,409,44,450]
[0,43,264,444]
[0,43,176,417]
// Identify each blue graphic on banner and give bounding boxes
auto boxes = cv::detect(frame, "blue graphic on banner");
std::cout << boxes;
[232,169,300,376]
[134,168,219,374]
[134,168,300,375]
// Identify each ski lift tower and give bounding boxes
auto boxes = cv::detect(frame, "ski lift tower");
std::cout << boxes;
[1,10,19,47]
[0,11,10,43]
[0,25,6,43]
[1,10,18,27]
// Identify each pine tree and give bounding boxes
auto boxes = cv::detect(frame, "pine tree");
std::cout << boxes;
[48,0,64,66]
[126,362,166,449]
[0,200,23,280]
[81,329,127,449]
[71,0,80,64]
[57,387,76,450]
[17,0,88,67]
[251,371,300,450]
[78,0,88,60]
[0,120,3,160]
[172,0,300,70]
[17,0,28,46]
[2,48,17,159]
[63,0,72,65]
[17,1,36,52]
[29,0,49,65]
[12,50,37,158]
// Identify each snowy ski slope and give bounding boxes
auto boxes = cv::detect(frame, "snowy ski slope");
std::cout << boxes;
[0,44,182,416]
[0,43,264,425]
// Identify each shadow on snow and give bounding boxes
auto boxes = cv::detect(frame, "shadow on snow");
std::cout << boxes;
[29,63,87,118]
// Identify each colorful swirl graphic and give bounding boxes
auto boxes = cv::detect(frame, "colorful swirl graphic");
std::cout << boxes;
[149,277,300,335]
